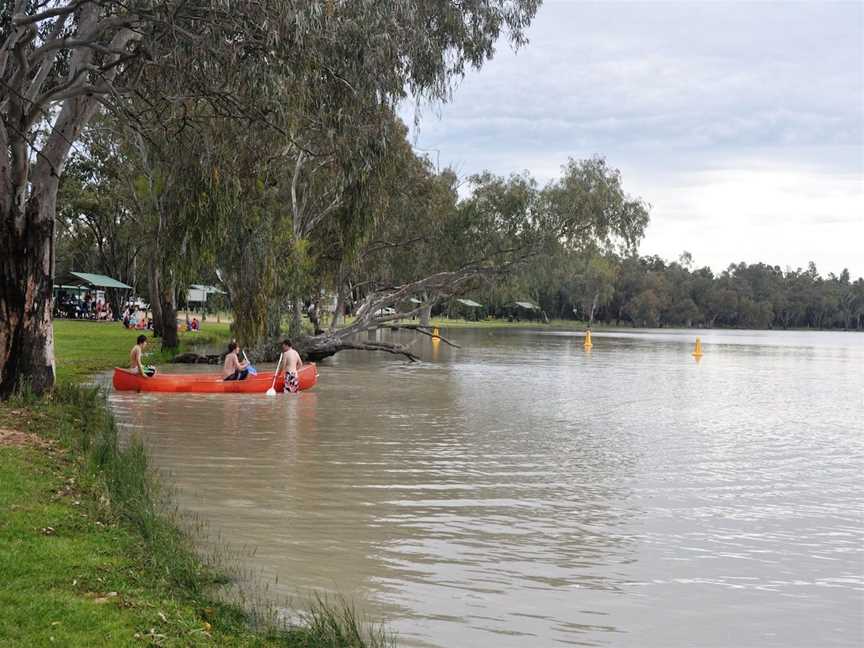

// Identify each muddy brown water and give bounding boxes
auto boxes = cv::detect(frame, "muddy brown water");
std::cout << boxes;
[109,328,864,647]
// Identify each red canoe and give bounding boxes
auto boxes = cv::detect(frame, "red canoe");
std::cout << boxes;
[112,364,318,393]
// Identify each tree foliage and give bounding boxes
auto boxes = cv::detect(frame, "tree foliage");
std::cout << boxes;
[515,253,864,330]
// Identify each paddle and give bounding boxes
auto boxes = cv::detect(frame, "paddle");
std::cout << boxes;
[266,354,282,396]
[242,351,258,375]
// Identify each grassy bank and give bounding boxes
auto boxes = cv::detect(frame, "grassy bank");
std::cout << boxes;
[0,323,391,647]
[53,320,233,383]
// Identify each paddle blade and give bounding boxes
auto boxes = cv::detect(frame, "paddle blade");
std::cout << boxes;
[265,387,277,396]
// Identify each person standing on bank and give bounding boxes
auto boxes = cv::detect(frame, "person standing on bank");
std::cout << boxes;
[279,339,303,393]
[223,342,250,381]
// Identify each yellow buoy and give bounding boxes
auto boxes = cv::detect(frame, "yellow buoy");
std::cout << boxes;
[583,330,593,349]
[692,337,703,357]
[432,327,440,339]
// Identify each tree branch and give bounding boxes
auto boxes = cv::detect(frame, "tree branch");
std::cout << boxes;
[337,264,500,339]
[383,324,462,347]
[31,14,140,62]
[0,118,10,214]
[24,14,71,104]
[11,0,84,27]
[290,149,305,236]
[361,236,427,258]
[334,340,419,362]
[0,0,31,78]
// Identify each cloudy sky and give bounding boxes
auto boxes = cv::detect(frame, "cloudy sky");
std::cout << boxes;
[401,0,864,277]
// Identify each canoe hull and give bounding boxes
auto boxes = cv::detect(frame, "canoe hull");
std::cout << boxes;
[112,364,317,393]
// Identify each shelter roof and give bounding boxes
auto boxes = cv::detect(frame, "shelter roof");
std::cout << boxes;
[58,272,132,289]
[189,284,226,294]
[513,301,539,310]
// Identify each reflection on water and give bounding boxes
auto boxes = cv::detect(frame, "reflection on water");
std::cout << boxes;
[110,329,864,647]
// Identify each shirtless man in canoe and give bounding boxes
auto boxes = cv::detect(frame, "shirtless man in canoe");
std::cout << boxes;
[127,334,156,377]
[223,341,250,381]
[278,339,303,393]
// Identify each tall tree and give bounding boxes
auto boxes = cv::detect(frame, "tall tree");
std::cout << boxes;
[56,117,140,315]
[575,255,618,325]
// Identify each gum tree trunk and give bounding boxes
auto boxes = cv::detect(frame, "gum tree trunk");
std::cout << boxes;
[0,173,58,397]
[1,92,99,397]
[330,290,345,331]
[147,262,164,338]
[329,264,347,332]
[160,284,179,349]
[290,296,304,338]
[0,7,139,398]
[419,292,432,326]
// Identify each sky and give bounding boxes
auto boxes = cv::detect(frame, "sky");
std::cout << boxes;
[400,0,864,278]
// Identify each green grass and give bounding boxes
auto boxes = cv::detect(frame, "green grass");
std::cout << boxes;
[53,320,233,383]
[0,324,392,647]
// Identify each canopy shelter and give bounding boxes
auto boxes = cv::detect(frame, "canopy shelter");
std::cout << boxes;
[56,271,132,290]
[53,272,132,320]
[451,297,485,321]
[186,284,225,305]
[184,284,227,321]
[507,300,541,322]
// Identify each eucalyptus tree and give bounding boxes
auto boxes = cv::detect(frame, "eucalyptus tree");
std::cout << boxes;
[574,254,618,325]
[347,152,462,327]
[542,157,649,253]
[55,115,140,312]
[480,157,649,321]
[1,0,542,396]
[121,116,224,348]
[289,157,650,361]
[309,118,437,331]
[201,117,297,345]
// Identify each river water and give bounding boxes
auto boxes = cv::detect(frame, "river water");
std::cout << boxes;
[109,328,864,647]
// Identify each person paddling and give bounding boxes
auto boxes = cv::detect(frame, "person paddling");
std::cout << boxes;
[223,342,250,381]
[279,339,303,393]
[129,334,156,377]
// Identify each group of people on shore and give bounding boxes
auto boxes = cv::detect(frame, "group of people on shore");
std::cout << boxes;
[94,300,113,321]
[122,308,152,330]
[128,337,303,393]
[54,290,113,320]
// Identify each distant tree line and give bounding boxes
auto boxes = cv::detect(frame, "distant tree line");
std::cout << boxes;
[487,251,864,330]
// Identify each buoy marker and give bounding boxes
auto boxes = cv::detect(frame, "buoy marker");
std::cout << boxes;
[583,330,593,350]
[692,337,703,358]
[432,327,440,339]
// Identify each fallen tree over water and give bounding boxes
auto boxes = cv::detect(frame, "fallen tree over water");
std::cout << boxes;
[240,158,652,364]
[248,264,494,363]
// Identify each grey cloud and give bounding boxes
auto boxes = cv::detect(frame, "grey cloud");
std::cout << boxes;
[405,1,862,163]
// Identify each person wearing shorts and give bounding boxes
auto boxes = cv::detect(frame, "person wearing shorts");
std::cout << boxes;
[279,339,303,393]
